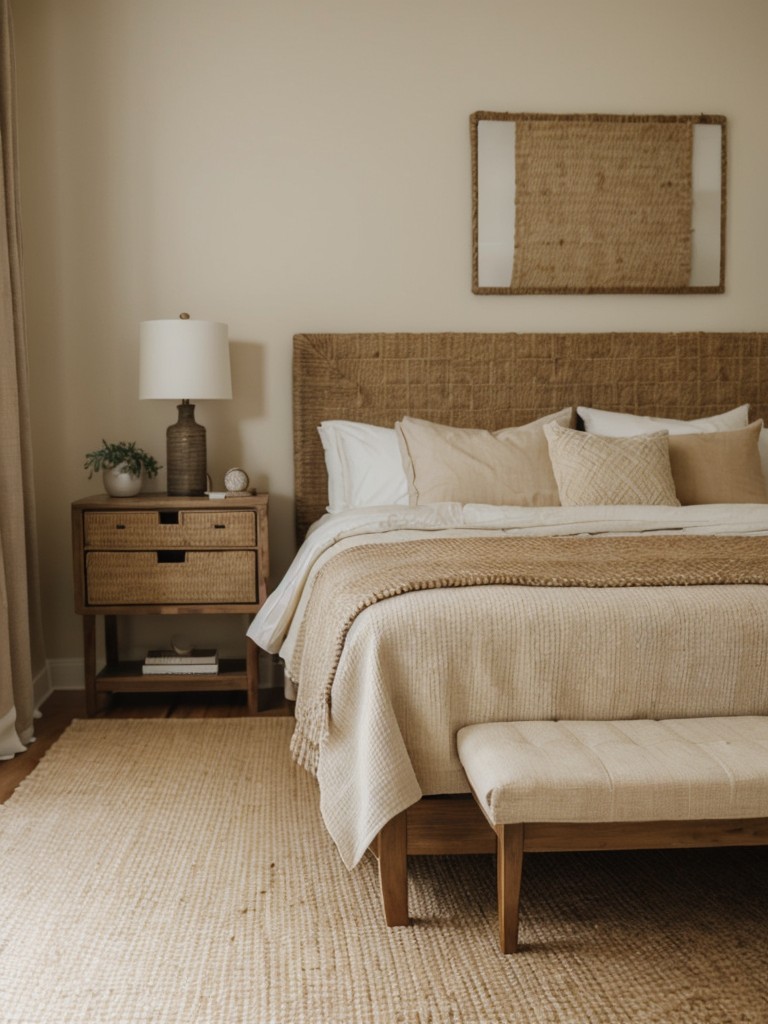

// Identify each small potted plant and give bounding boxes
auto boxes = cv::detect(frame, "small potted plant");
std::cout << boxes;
[84,440,161,497]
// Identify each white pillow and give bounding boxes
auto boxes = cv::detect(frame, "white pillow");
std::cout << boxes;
[577,405,750,437]
[317,420,409,513]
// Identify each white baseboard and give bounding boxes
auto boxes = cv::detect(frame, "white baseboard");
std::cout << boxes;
[47,658,87,691]
[33,662,53,707]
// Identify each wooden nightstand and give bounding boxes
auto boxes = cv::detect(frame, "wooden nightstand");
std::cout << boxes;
[71,493,269,715]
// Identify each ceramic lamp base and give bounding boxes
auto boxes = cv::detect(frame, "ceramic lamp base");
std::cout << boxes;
[166,401,207,496]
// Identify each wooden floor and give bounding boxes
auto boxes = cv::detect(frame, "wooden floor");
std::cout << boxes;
[0,688,291,805]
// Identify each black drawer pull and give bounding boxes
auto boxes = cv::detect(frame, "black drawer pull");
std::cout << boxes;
[156,551,186,564]
[213,523,226,529]
[116,524,126,530]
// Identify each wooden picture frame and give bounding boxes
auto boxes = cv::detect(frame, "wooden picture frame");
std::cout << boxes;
[471,112,726,295]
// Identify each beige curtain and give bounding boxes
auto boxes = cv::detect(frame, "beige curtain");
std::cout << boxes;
[0,0,45,758]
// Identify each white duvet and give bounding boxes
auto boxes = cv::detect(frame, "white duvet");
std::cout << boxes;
[248,501,768,656]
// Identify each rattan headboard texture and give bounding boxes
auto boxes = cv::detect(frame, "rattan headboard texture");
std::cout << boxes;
[293,332,768,539]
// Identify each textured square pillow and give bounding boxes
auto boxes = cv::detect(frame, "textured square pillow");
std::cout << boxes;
[668,420,767,504]
[577,404,750,437]
[318,421,409,512]
[543,421,680,506]
[395,409,573,506]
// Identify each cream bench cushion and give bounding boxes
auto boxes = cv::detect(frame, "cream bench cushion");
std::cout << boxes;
[457,716,768,953]
[457,717,768,826]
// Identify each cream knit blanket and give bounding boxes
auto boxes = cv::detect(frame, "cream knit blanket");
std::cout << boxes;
[290,533,768,773]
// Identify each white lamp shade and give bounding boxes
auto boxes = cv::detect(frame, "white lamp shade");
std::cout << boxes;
[139,319,233,400]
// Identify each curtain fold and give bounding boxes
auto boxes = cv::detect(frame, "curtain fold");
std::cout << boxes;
[0,0,46,758]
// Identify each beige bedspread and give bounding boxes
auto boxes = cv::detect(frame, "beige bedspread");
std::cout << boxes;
[290,534,768,772]
[286,531,768,867]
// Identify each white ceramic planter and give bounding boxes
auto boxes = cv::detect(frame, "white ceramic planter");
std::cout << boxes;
[102,463,143,497]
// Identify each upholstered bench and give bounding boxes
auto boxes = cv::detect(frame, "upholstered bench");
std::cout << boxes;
[457,717,768,953]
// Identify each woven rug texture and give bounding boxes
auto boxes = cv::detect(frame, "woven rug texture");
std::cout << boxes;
[0,717,765,1024]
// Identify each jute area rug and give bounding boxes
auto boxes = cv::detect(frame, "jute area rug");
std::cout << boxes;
[0,719,766,1024]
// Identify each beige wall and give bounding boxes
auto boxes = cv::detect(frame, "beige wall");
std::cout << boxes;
[11,0,768,669]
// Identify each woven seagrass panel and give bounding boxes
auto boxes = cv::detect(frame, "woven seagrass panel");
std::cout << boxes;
[293,332,768,539]
[512,120,693,292]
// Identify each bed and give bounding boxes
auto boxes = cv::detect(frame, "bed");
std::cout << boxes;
[247,331,768,925]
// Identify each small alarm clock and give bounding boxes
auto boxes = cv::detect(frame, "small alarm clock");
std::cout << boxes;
[224,467,250,493]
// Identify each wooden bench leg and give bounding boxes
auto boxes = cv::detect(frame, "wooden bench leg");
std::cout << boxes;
[378,811,409,926]
[498,823,524,953]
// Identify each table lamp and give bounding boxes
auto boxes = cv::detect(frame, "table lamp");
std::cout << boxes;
[139,314,232,496]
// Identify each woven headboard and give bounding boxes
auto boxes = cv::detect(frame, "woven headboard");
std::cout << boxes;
[293,332,768,539]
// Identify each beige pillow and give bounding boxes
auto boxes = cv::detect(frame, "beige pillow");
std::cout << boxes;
[395,409,573,506]
[543,421,680,506]
[668,420,767,505]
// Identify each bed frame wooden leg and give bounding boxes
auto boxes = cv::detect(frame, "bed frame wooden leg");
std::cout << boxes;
[498,823,524,953]
[377,810,409,926]
[245,637,260,715]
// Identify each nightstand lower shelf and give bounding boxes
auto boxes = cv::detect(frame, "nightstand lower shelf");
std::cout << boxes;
[82,614,262,715]
[96,659,249,694]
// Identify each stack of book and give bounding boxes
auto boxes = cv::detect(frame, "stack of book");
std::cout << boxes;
[142,649,219,675]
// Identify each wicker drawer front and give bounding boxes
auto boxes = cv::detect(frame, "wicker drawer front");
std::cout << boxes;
[83,511,256,549]
[86,551,257,605]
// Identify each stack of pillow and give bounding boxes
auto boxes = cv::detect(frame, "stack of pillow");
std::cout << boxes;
[549,405,766,506]
[318,403,767,512]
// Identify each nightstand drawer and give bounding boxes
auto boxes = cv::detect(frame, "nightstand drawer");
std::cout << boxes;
[85,551,257,605]
[83,510,256,549]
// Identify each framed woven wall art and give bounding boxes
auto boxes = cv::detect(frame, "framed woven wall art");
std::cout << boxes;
[471,112,726,295]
